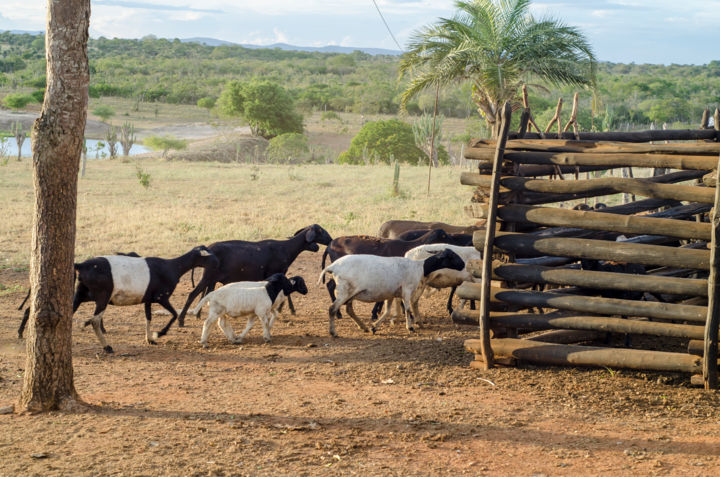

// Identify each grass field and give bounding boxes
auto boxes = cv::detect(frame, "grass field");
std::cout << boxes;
[0,159,476,268]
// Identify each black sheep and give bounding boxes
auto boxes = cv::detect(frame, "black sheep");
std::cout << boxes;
[176,224,332,326]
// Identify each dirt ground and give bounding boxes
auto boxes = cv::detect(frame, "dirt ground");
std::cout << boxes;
[1,253,720,476]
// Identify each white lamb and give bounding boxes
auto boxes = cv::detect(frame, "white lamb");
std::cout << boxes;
[317,249,464,337]
[192,274,305,346]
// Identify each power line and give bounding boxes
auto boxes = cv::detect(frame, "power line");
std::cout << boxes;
[371,0,403,52]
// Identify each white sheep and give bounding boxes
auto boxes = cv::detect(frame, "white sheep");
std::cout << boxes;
[192,274,306,347]
[317,249,465,337]
[402,244,482,321]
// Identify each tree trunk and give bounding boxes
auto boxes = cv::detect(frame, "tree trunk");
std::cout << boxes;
[19,0,90,413]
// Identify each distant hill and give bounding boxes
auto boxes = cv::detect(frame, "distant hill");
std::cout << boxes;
[180,37,400,56]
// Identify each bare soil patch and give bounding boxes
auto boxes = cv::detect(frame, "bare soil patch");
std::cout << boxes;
[1,252,720,476]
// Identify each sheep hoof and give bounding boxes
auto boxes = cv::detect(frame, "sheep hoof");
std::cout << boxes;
[370,327,376,334]
[148,340,157,346]
[103,345,114,354]
[408,326,416,333]
[201,342,209,349]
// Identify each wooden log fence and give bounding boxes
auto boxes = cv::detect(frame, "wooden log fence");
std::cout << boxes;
[460,104,720,387]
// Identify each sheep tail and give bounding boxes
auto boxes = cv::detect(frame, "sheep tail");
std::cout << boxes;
[317,265,333,287]
[191,292,212,316]
[320,248,330,283]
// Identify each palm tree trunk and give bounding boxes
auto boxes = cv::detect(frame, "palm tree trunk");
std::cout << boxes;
[19,0,90,412]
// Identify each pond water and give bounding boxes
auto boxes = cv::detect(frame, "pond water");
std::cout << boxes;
[0,137,150,158]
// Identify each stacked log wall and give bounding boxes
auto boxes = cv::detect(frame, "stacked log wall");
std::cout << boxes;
[460,115,720,389]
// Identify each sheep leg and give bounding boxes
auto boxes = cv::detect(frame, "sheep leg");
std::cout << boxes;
[408,298,421,332]
[236,316,256,343]
[326,279,342,319]
[140,302,157,345]
[446,286,456,314]
[260,311,273,343]
[199,309,221,347]
[178,279,215,327]
[345,302,369,333]
[268,309,280,329]
[18,307,30,339]
[86,305,112,353]
[370,301,384,321]
[154,297,179,339]
[370,299,396,334]
[217,315,237,343]
[328,293,358,337]
[286,295,296,315]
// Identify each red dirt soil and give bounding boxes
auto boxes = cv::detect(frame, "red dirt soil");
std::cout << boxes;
[1,252,720,476]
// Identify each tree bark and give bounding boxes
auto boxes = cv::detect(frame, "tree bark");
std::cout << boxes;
[19,0,90,412]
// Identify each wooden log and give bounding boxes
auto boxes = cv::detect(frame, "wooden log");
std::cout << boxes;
[507,129,719,142]
[562,93,579,136]
[470,139,720,155]
[518,108,530,138]
[703,156,720,389]
[456,284,709,322]
[467,150,719,171]
[477,102,512,369]
[492,204,711,241]
[544,98,563,135]
[701,108,710,129]
[689,339,704,356]
[465,338,702,373]
[462,173,715,204]
[473,231,711,270]
[476,162,621,177]
[490,312,708,339]
[528,329,602,344]
[490,262,708,297]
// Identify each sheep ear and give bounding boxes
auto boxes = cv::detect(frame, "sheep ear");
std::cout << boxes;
[200,250,211,257]
[306,228,317,242]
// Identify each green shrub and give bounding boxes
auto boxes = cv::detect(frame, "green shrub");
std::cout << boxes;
[2,93,34,110]
[337,119,425,165]
[92,105,115,122]
[266,132,309,163]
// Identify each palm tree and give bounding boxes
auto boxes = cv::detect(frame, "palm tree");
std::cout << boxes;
[399,0,596,137]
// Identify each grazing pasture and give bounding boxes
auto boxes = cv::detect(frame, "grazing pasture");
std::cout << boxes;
[1,159,720,474]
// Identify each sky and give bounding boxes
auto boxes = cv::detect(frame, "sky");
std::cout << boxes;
[0,0,717,65]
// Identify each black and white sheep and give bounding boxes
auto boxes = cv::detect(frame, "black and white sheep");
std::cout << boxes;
[318,249,465,337]
[17,251,141,339]
[402,244,482,317]
[177,224,332,326]
[193,274,307,347]
[73,246,218,353]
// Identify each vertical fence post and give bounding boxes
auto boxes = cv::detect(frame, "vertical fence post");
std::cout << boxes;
[477,101,512,370]
[703,155,720,390]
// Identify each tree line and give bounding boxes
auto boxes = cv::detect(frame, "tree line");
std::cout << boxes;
[1,30,718,128]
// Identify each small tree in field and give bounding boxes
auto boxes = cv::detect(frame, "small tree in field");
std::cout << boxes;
[11,121,27,161]
[119,121,136,156]
[144,135,188,158]
[92,104,115,123]
[266,132,309,163]
[197,96,216,111]
[105,126,118,158]
[412,113,444,167]
[218,80,303,139]
[338,119,439,165]
[2,93,34,110]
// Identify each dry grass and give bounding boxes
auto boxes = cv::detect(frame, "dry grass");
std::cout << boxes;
[0,159,476,267]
